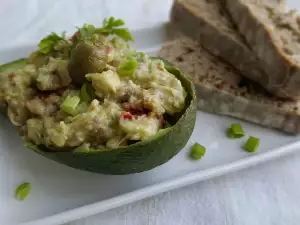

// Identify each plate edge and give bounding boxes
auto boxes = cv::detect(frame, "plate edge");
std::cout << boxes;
[18,140,300,225]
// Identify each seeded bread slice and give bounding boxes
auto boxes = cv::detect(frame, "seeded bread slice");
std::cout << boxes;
[158,38,300,134]
[225,0,300,99]
[170,0,286,98]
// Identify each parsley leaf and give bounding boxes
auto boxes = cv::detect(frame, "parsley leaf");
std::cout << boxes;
[38,32,64,54]
[103,17,125,28]
[77,24,96,41]
[112,28,134,42]
[99,17,133,42]
[76,17,134,42]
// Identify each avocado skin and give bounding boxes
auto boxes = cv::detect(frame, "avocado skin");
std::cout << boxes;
[45,105,196,175]
[0,58,27,73]
[2,58,197,175]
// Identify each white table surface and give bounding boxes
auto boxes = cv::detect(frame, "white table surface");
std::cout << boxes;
[1,0,300,225]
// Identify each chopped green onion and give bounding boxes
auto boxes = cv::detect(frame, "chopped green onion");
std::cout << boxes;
[60,96,80,116]
[15,182,30,201]
[190,143,206,160]
[80,83,95,102]
[243,136,260,153]
[227,128,236,139]
[227,123,245,139]
[231,123,245,138]
[117,60,137,77]
[74,102,89,115]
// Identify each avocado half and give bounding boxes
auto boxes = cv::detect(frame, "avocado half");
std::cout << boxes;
[0,58,197,175]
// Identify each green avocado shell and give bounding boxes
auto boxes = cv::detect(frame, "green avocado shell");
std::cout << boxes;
[0,58,27,73]
[1,58,197,175]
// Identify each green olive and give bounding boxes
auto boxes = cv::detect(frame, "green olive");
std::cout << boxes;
[68,41,108,86]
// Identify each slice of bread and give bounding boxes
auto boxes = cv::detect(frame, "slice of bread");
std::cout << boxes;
[170,0,292,99]
[158,37,300,134]
[225,0,300,99]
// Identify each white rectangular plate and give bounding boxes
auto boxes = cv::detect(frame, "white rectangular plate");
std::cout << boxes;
[1,14,300,225]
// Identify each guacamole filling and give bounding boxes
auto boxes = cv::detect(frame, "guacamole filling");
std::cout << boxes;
[0,18,187,150]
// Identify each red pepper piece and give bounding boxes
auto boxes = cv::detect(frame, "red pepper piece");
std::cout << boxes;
[123,112,133,120]
[8,73,16,79]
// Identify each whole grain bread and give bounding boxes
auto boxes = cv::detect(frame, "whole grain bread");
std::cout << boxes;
[170,0,290,99]
[225,0,300,99]
[158,37,300,134]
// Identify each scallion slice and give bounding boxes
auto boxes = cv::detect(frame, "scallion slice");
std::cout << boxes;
[15,182,30,201]
[60,96,80,116]
[227,123,245,139]
[243,136,260,153]
[117,60,137,77]
[231,123,245,138]
[227,128,236,139]
[190,143,206,160]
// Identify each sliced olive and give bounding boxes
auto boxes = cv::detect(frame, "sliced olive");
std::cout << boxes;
[68,41,108,86]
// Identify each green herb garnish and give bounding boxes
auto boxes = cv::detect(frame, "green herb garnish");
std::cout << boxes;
[243,136,260,153]
[74,102,89,115]
[39,17,133,55]
[38,32,65,54]
[98,17,134,42]
[227,123,245,139]
[117,60,138,77]
[190,143,206,160]
[77,24,97,41]
[15,182,30,201]
[76,17,134,42]
[231,124,245,137]
[227,128,236,138]
[60,95,81,116]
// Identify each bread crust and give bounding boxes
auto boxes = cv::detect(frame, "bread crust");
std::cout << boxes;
[158,38,300,134]
[225,0,300,99]
[170,0,300,99]
[171,0,265,82]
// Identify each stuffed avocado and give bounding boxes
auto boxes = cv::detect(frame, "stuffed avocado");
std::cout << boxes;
[0,17,196,174]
